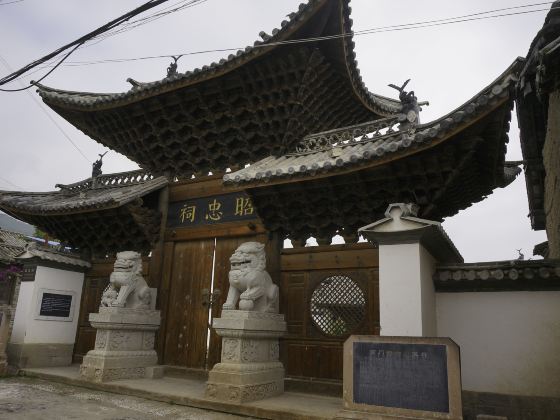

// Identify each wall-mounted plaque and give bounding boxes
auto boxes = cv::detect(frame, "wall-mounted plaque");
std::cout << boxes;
[167,192,258,228]
[337,336,462,420]
[34,289,76,322]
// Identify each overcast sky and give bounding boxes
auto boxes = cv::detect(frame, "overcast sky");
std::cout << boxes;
[0,0,551,261]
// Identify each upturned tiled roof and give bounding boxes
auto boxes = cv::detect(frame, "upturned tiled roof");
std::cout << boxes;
[516,1,560,230]
[0,229,29,264]
[434,259,560,292]
[17,244,91,269]
[33,1,402,178]
[35,0,399,115]
[224,59,523,186]
[0,170,167,215]
[221,60,523,243]
[0,170,166,257]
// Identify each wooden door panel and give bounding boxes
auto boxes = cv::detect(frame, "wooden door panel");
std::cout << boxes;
[280,244,379,381]
[73,277,109,362]
[163,239,214,368]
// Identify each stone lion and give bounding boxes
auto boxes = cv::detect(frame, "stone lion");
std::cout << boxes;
[100,251,152,309]
[222,242,279,313]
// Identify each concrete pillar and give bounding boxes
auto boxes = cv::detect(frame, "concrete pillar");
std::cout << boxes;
[359,203,462,337]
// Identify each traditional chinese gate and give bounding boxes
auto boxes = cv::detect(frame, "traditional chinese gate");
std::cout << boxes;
[154,176,281,370]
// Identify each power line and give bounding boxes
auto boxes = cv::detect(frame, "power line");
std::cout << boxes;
[0,44,83,92]
[0,0,209,90]
[87,0,208,47]
[15,2,556,71]
[0,55,91,163]
[0,175,25,191]
[0,0,172,89]
[0,0,24,6]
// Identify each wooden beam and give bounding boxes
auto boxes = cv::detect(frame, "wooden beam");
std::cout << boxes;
[169,175,247,202]
[164,220,266,241]
[281,243,379,271]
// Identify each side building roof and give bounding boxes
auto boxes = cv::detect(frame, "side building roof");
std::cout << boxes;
[516,1,560,229]
[35,0,401,178]
[0,229,29,265]
[0,170,167,257]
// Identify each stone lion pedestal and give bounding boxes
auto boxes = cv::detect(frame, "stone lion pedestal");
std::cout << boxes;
[206,310,286,403]
[80,251,162,382]
[80,307,160,382]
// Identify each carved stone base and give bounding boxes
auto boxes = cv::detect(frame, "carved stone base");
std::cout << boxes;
[206,310,286,403]
[80,307,160,383]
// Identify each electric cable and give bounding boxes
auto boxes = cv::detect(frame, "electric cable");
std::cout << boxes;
[14,2,556,72]
[0,0,171,87]
[0,55,91,163]
[0,0,24,6]
[0,175,25,191]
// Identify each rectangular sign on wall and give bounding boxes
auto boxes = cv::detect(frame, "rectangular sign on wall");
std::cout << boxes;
[167,192,258,228]
[34,288,76,322]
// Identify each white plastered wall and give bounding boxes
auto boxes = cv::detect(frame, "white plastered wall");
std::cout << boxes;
[379,242,437,336]
[419,246,437,336]
[10,265,84,345]
[436,291,560,398]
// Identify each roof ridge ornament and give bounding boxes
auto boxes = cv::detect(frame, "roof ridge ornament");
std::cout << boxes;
[388,79,429,130]
[291,80,430,156]
[92,151,109,179]
[166,55,183,78]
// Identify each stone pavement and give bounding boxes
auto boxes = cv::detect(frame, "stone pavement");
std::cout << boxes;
[0,376,254,420]
[20,365,341,419]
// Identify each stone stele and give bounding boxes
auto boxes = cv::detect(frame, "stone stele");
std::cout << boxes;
[80,251,161,382]
[336,336,462,420]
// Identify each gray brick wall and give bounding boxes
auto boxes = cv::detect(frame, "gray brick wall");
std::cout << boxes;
[544,91,560,258]
[0,274,21,342]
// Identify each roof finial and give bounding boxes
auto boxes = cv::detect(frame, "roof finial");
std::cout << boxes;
[388,79,428,130]
[166,55,183,77]
[517,248,525,260]
[92,151,109,178]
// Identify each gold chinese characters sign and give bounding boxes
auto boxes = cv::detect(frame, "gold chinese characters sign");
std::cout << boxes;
[167,192,257,228]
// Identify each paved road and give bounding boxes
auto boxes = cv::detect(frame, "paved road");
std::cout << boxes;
[0,377,254,420]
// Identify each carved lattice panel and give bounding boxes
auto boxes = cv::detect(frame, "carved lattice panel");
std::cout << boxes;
[310,275,366,337]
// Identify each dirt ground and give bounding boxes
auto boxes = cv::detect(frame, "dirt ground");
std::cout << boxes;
[0,376,255,420]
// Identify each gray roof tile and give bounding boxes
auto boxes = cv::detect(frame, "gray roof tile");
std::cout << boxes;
[35,0,401,116]
[224,59,523,187]
[17,244,91,268]
[0,170,167,215]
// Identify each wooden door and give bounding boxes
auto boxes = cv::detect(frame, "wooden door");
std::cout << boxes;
[73,276,109,363]
[163,239,215,368]
[280,243,379,381]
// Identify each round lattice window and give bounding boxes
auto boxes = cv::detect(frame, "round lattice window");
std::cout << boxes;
[310,275,366,337]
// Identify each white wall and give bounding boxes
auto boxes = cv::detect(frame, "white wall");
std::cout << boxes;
[379,243,437,336]
[419,246,437,336]
[10,265,84,345]
[437,291,560,398]
[379,243,422,336]
[10,281,33,344]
